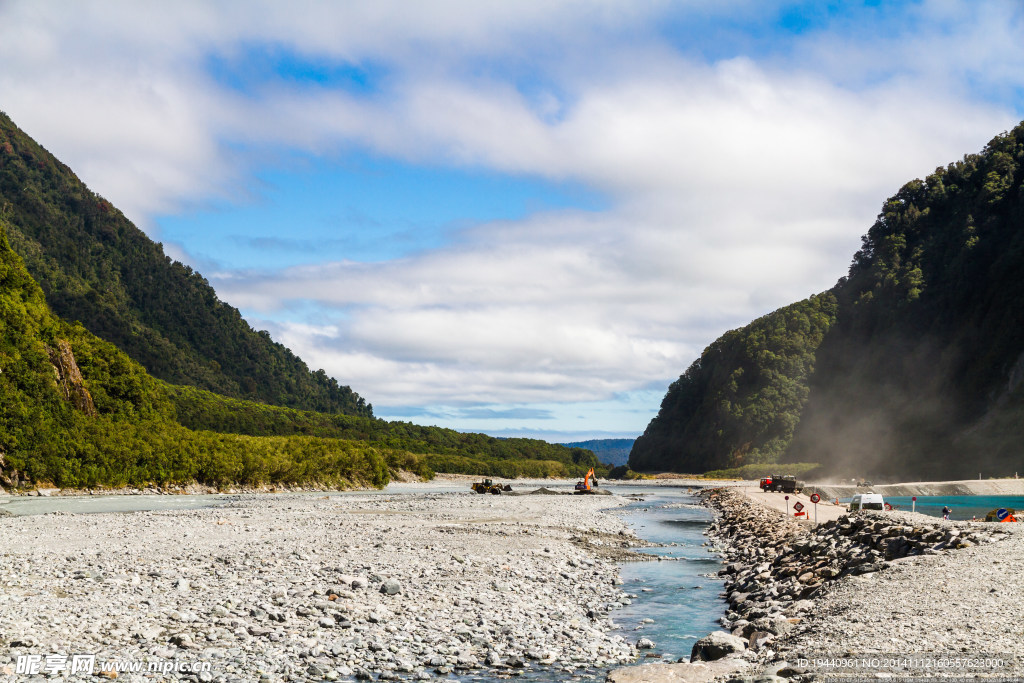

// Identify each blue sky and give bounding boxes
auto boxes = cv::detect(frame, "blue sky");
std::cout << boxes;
[159,152,606,270]
[1,1,1023,441]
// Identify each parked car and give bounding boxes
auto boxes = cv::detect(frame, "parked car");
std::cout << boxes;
[849,493,885,511]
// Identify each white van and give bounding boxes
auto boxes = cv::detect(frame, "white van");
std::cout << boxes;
[849,493,885,511]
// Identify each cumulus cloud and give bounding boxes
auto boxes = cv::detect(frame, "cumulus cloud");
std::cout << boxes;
[1,0,1022,433]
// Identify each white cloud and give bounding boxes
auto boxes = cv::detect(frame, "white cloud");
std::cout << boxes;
[1,1,1022,434]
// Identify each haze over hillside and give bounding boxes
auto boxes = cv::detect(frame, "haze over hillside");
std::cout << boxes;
[632,122,1024,481]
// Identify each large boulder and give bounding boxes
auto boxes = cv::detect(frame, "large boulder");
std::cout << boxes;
[690,630,747,662]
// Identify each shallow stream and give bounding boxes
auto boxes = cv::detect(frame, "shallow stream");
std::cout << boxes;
[609,487,725,663]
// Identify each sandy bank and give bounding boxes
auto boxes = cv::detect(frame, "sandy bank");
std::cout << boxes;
[730,478,1024,528]
[775,520,1024,679]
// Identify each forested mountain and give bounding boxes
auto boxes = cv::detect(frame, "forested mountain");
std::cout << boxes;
[0,219,393,488]
[0,112,369,416]
[0,110,601,490]
[560,439,635,467]
[0,219,599,488]
[629,294,837,473]
[167,385,602,477]
[632,122,1024,480]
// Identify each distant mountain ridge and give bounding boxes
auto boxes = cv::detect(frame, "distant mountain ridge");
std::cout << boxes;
[0,112,370,416]
[560,438,635,467]
[632,122,1024,480]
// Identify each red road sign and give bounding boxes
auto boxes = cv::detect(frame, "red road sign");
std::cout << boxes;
[793,501,805,512]
[809,493,821,504]
[912,496,917,501]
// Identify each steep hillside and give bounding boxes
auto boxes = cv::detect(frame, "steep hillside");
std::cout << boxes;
[0,219,403,488]
[629,294,837,472]
[633,122,1024,480]
[0,111,369,416]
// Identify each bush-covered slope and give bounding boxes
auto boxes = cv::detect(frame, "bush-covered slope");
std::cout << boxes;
[634,122,1024,479]
[629,294,837,472]
[1,221,597,488]
[0,111,369,417]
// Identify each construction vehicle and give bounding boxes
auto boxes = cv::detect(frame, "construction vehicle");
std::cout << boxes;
[574,468,598,494]
[758,474,803,493]
[471,479,512,494]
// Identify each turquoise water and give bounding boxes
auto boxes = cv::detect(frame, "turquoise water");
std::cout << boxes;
[610,487,724,663]
[884,495,1024,521]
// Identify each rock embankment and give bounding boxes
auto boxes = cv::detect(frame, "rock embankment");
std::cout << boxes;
[0,492,644,681]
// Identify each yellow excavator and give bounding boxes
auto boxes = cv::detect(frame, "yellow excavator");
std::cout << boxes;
[574,468,598,494]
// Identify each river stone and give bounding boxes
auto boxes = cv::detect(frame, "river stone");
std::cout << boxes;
[379,578,402,595]
[690,630,747,662]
